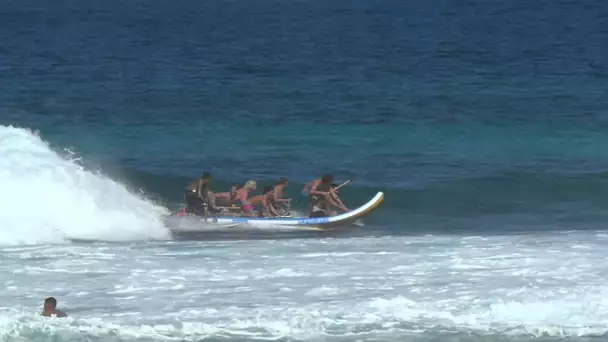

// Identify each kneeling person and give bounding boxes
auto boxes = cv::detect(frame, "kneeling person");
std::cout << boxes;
[249,186,280,217]
[309,181,348,218]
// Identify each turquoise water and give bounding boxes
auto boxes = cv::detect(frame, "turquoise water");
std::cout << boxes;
[2,0,608,340]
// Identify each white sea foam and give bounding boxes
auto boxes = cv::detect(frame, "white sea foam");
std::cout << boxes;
[1,232,607,341]
[0,126,171,245]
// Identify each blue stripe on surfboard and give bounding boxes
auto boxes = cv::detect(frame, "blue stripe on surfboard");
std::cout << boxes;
[216,216,330,225]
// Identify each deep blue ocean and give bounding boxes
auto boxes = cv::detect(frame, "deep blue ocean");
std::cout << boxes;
[1,0,608,341]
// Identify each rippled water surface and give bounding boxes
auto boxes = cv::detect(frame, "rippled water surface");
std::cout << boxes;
[2,233,607,341]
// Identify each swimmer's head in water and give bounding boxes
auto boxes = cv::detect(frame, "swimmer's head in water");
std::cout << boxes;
[201,172,212,180]
[44,297,57,310]
[263,186,274,194]
[279,177,288,185]
[244,180,257,190]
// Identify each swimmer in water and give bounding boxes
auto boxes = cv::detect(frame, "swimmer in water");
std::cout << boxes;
[40,297,67,318]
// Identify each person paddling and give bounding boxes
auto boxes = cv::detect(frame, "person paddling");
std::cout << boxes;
[41,297,67,318]
[273,177,292,215]
[327,183,349,215]
[302,177,321,197]
[307,174,334,217]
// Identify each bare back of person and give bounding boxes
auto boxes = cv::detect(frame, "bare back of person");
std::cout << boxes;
[235,188,249,202]
[248,194,264,206]
[236,180,257,216]
[302,178,320,196]
[243,187,279,217]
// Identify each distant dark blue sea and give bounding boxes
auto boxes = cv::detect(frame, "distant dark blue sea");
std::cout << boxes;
[1,0,608,341]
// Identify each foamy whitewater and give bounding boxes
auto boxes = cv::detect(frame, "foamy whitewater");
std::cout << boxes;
[1,126,607,341]
[1,234,608,341]
[0,126,170,245]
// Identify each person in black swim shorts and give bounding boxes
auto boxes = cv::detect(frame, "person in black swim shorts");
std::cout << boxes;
[184,172,221,215]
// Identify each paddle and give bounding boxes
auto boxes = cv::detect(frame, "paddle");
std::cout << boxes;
[330,180,351,193]
[216,205,241,211]
[327,180,351,212]
[297,179,351,201]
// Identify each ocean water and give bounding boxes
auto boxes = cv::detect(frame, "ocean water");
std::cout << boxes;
[2,0,608,340]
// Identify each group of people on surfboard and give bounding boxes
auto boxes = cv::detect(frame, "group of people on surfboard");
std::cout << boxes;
[183,172,349,218]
